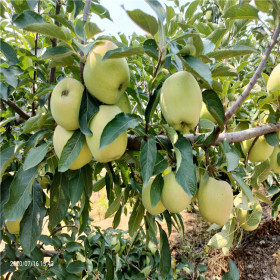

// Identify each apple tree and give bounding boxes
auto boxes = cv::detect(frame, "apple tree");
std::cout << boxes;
[1,0,280,279]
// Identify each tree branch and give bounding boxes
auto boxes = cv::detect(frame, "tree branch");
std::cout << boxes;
[1,99,30,120]
[127,123,280,150]
[225,23,280,123]
[49,0,61,84]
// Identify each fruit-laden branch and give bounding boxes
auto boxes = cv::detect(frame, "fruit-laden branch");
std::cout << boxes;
[127,123,280,150]
[225,23,280,123]
[1,98,30,120]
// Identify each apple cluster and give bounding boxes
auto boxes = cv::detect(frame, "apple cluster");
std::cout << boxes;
[50,41,131,169]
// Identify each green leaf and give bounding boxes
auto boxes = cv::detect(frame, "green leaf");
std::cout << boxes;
[0,146,15,182]
[84,22,102,39]
[272,195,280,219]
[91,2,112,21]
[105,192,122,219]
[103,46,144,60]
[49,172,70,229]
[224,4,259,19]
[50,14,75,32]
[231,173,253,201]
[264,132,279,147]
[19,183,46,255]
[58,130,85,172]
[49,55,76,69]
[212,64,238,77]
[150,174,164,208]
[202,90,225,130]
[23,23,71,43]
[208,218,236,249]
[23,143,50,171]
[79,195,90,234]
[175,134,197,197]
[93,177,106,192]
[0,39,19,65]
[143,39,158,60]
[207,45,256,60]
[207,28,228,48]
[153,152,168,175]
[41,46,73,60]
[251,161,271,189]
[185,0,200,20]
[69,169,84,206]
[145,87,160,123]
[0,82,8,99]
[140,138,157,186]
[225,151,240,172]
[222,259,240,280]
[82,165,93,198]
[4,166,37,221]
[181,56,212,87]
[159,225,171,278]
[13,10,44,28]
[21,115,40,134]
[0,177,13,229]
[50,264,67,279]
[66,261,85,274]
[79,90,99,136]
[99,113,140,150]
[125,9,158,36]
[74,0,83,18]
[65,242,83,252]
[128,199,145,236]
[145,0,166,21]
[105,256,114,280]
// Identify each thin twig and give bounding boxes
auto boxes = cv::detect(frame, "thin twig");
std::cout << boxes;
[50,225,78,236]
[1,99,30,120]
[127,122,280,150]
[245,136,259,167]
[225,23,280,123]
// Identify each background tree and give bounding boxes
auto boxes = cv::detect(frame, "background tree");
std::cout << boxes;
[1,0,280,279]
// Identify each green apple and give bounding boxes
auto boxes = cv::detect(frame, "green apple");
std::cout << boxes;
[50,78,84,130]
[86,105,127,163]
[200,103,216,123]
[239,200,262,231]
[116,93,131,113]
[161,172,192,213]
[241,135,274,162]
[6,218,22,235]
[267,63,280,96]
[160,71,202,134]
[198,176,233,226]
[83,40,130,104]
[269,146,280,173]
[142,177,166,215]
[53,125,92,170]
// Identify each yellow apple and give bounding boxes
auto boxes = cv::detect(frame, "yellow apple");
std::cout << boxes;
[269,146,280,173]
[161,172,192,213]
[198,177,233,226]
[53,125,92,170]
[160,71,202,134]
[116,93,131,113]
[142,177,166,215]
[50,78,84,130]
[6,218,22,235]
[241,135,274,162]
[83,40,130,104]
[239,200,262,231]
[267,63,280,96]
[200,103,216,123]
[85,105,127,163]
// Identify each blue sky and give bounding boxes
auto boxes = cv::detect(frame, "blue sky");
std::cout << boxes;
[93,0,190,37]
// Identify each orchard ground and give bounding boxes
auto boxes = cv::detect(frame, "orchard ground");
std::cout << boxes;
[2,187,278,279]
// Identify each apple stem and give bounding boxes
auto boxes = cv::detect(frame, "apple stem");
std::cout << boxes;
[61,90,69,96]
